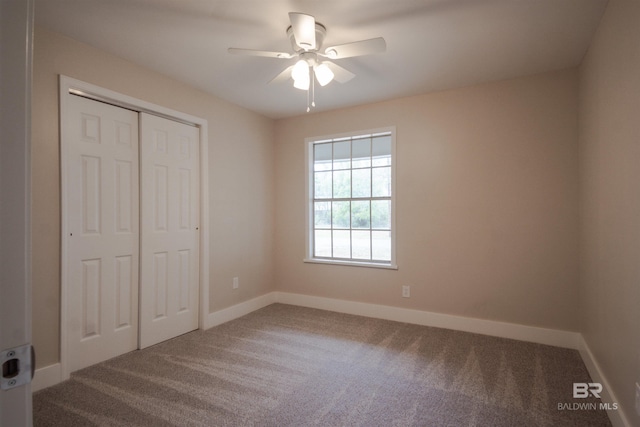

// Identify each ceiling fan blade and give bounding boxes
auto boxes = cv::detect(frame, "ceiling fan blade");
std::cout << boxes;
[228,48,293,59]
[324,37,386,59]
[326,62,355,83]
[289,12,316,50]
[269,65,294,84]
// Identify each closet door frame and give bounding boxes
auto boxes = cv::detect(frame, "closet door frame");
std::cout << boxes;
[59,75,210,380]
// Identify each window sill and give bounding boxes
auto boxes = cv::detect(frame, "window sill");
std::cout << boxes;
[304,258,398,270]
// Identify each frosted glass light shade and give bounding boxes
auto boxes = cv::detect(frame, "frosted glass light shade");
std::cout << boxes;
[293,74,310,90]
[314,63,334,86]
[292,60,309,81]
[292,59,310,90]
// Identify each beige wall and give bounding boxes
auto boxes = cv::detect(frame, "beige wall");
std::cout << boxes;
[32,27,275,367]
[578,0,640,423]
[274,69,579,331]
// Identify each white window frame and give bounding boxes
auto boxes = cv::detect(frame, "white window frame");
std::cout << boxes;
[304,126,397,269]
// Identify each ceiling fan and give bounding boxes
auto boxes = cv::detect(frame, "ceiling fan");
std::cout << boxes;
[228,12,386,111]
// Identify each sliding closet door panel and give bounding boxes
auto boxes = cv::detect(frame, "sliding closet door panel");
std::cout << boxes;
[140,113,200,349]
[65,95,139,372]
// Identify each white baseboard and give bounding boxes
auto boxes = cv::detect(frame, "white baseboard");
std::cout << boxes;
[273,291,580,349]
[204,292,277,329]
[32,363,61,392]
[579,336,632,427]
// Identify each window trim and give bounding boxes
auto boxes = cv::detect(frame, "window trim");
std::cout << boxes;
[304,126,397,269]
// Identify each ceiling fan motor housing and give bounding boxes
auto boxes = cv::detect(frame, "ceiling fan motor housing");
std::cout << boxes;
[287,22,327,53]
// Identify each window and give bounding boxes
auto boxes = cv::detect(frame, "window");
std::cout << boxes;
[305,127,396,268]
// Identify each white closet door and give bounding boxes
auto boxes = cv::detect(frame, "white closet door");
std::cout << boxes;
[139,113,200,349]
[65,95,139,372]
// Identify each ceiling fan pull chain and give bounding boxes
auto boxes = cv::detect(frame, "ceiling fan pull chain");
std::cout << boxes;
[306,82,310,112]
[311,69,316,108]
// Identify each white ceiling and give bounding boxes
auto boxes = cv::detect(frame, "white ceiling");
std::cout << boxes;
[35,0,607,119]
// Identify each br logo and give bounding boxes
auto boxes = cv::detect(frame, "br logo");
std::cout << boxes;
[573,383,602,398]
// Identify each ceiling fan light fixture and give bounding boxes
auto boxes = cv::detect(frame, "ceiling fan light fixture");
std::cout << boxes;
[314,63,334,86]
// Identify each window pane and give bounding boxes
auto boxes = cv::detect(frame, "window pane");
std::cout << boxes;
[372,135,391,166]
[308,131,393,265]
[314,201,331,228]
[352,230,371,260]
[333,141,351,170]
[333,170,351,198]
[352,168,371,198]
[371,200,390,229]
[372,230,391,261]
[351,200,370,229]
[314,171,332,198]
[333,230,350,258]
[314,143,332,171]
[315,230,331,257]
[372,167,391,197]
[332,201,350,229]
[352,138,371,168]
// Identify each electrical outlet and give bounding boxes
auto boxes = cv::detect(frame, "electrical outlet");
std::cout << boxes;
[635,382,640,416]
[232,277,239,289]
[402,285,410,298]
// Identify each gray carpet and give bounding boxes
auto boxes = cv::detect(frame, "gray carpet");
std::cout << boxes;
[34,303,611,426]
